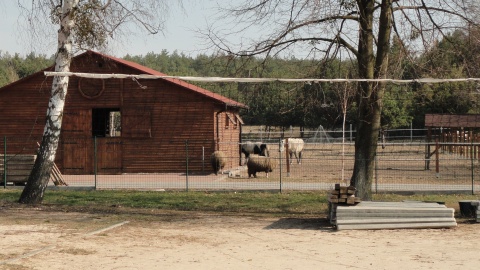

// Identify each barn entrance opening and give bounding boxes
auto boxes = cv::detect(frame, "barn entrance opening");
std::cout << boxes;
[92,108,123,174]
[92,108,121,137]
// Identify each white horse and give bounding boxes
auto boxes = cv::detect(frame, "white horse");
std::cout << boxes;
[280,138,304,164]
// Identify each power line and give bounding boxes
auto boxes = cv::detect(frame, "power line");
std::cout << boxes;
[44,71,480,84]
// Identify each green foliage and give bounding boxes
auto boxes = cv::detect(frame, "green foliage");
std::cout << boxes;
[0,51,53,87]
[410,61,479,127]
[404,28,480,127]
[382,85,414,129]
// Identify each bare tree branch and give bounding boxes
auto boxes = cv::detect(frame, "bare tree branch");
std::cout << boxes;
[203,0,480,200]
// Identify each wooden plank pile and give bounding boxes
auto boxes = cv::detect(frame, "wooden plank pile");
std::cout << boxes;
[331,201,457,230]
[0,155,36,184]
[327,184,361,204]
[50,163,68,186]
[0,154,67,186]
[327,184,361,224]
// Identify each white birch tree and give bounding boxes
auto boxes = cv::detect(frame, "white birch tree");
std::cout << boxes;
[18,0,176,204]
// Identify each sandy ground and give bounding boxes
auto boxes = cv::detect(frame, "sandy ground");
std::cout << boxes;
[1,206,479,270]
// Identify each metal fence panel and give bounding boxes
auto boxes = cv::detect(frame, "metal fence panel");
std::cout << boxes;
[2,136,478,194]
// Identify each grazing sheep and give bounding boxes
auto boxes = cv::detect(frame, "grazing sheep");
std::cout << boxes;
[280,138,305,164]
[210,151,226,175]
[247,154,277,178]
[241,141,269,165]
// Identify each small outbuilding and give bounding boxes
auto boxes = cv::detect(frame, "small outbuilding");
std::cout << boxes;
[425,114,480,130]
[425,113,480,145]
[424,114,480,169]
[0,50,247,175]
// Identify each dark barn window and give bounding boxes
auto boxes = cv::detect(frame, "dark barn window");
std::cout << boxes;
[92,108,121,137]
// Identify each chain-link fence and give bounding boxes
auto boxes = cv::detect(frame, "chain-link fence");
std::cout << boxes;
[2,132,479,194]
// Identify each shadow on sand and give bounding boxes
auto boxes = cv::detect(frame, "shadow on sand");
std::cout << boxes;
[264,217,334,231]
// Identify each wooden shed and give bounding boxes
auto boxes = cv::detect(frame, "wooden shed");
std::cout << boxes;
[0,50,247,175]
[425,114,480,129]
[425,113,480,143]
[424,114,480,169]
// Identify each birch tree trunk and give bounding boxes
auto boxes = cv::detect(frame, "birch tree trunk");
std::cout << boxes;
[19,0,79,204]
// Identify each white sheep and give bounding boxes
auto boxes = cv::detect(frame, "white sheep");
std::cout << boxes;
[246,154,277,178]
[280,138,305,164]
[210,151,226,175]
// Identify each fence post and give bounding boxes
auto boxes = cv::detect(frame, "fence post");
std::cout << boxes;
[350,124,353,143]
[471,140,475,195]
[410,122,413,142]
[285,138,291,177]
[185,140,189,192]
[279,139,282,193]
[94,136,97,190]
[435,139,440,178]
[374,155,378,194]
[202,146,205,173]
[3,136,6,188]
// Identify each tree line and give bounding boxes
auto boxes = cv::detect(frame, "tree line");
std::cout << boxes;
[2,29,480,132]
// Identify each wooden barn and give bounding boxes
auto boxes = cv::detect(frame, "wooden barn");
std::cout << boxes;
[0,50,247,175]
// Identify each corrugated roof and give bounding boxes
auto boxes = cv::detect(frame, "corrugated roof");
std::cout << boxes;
[425,114,480,128]
[86,50,247,109]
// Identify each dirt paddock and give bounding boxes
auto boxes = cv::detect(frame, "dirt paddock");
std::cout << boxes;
[1,205,479,270]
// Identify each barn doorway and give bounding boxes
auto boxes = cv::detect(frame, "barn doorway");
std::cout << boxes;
[92,108,123,174]
[92,108,121,137]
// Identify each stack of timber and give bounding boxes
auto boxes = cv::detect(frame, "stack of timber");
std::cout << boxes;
[327,184,361,225]
[0,155,36,184]
[334,201,457,230]
[328,184,361,204]
[0,154,67,186]
[50,162,68,186]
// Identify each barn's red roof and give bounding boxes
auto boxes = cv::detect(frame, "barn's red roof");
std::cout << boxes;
[86,51,247,109]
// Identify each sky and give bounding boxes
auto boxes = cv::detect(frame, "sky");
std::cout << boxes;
[0,0,223,58]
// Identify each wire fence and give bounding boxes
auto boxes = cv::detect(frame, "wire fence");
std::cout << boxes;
[1,133,479,194]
